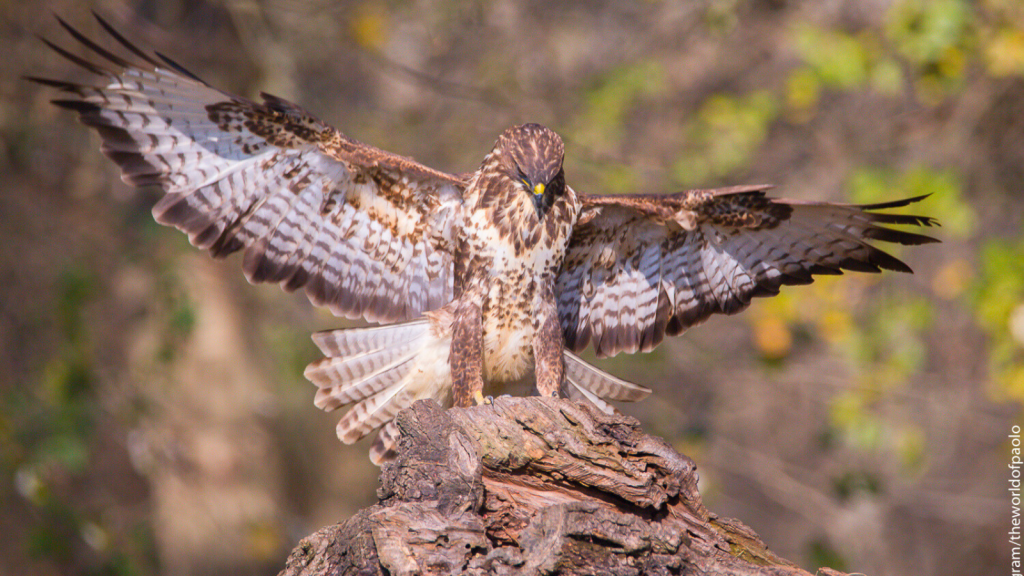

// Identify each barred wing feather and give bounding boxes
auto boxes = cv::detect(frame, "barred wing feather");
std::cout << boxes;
[558,187,939,358]
[32,15,464,324]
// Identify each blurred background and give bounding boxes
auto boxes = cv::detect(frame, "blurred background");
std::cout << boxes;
[2,0,1022,574]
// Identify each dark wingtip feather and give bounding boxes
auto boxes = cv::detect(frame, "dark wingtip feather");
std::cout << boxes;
[863,226,940,246]
[37,35,107,75]
[808,263,843,276]
[50,98,100,112]
[55,14,134,69]
[837,257,883,274]
[867,212,940,228]
[856,195,940,256]
[861,193,940,231]
[25,76,81,90]
[877,259,913,274]
[863,249,913,274]
[859,193,931,211]
[154,51,206,84]
[749,282,783,299]
[46,15,207,84]
[92,11,162,68]
[780,270,817,285]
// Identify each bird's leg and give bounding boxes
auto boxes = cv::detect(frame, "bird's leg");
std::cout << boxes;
[450,299,486,408]
[533,296,565,399]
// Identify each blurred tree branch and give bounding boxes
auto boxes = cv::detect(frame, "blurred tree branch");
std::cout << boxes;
[279,398,845,576]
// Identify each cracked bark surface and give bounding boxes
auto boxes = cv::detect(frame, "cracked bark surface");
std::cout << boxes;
[279,397,846,576]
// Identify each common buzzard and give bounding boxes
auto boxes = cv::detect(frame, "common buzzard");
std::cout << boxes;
[33,16,938,463]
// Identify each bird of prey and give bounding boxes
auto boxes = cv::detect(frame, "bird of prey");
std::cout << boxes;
[34,16,938,463]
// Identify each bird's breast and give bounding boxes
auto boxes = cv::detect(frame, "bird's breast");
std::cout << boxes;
[479,271,536,382]
[457,181,578,383]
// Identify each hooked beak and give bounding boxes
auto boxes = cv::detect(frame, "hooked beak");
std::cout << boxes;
[530,182,548,215]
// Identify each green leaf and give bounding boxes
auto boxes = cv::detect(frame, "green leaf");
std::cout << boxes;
[885,0,970,67]
[673,91,778,186]
[792,25,871,88]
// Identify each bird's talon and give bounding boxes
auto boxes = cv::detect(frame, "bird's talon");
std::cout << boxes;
[473,391,489,406]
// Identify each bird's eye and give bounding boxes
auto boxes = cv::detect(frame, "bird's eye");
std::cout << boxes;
[521,178,530,189]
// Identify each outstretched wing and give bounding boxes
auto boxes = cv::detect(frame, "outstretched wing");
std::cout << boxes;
[556,186,939,357]
[31,16,464,323]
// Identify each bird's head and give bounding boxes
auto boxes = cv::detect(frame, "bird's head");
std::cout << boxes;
[495,123,565,217]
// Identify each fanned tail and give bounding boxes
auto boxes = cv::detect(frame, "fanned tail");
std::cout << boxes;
[305,322,653,464]
[304,319,453,458]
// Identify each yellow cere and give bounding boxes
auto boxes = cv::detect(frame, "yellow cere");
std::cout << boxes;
[533,183,545,196]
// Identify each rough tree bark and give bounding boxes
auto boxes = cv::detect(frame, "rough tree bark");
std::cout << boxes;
[279,397,846,576]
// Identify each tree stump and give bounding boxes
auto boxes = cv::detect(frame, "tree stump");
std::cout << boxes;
[279,397,846,576]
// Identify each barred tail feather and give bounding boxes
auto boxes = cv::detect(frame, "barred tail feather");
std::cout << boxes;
[564,351,651,402]
[304,319,453,456]
[311,356,417,412]
[369,421,401,465]
[310,321,431,359]
[562,376,619,415]
[335,379,414,444]
[306,337,423,410]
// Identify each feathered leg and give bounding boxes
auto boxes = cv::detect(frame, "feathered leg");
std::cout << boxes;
[533,293,565,398]
[450,298,486,407]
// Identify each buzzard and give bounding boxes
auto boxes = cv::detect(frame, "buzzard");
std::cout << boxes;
[34,16,938,463]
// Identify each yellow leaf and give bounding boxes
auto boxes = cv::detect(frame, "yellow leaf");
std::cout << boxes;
[985,29,1024,76]
[785,68,820,120]
[753,315,792,359]
[350,3,388,50]
[819,309,853,344]
[991,364,1024,404]
[932,258,973,300]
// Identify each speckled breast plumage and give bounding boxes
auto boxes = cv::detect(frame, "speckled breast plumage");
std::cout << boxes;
[458,170,580,384]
